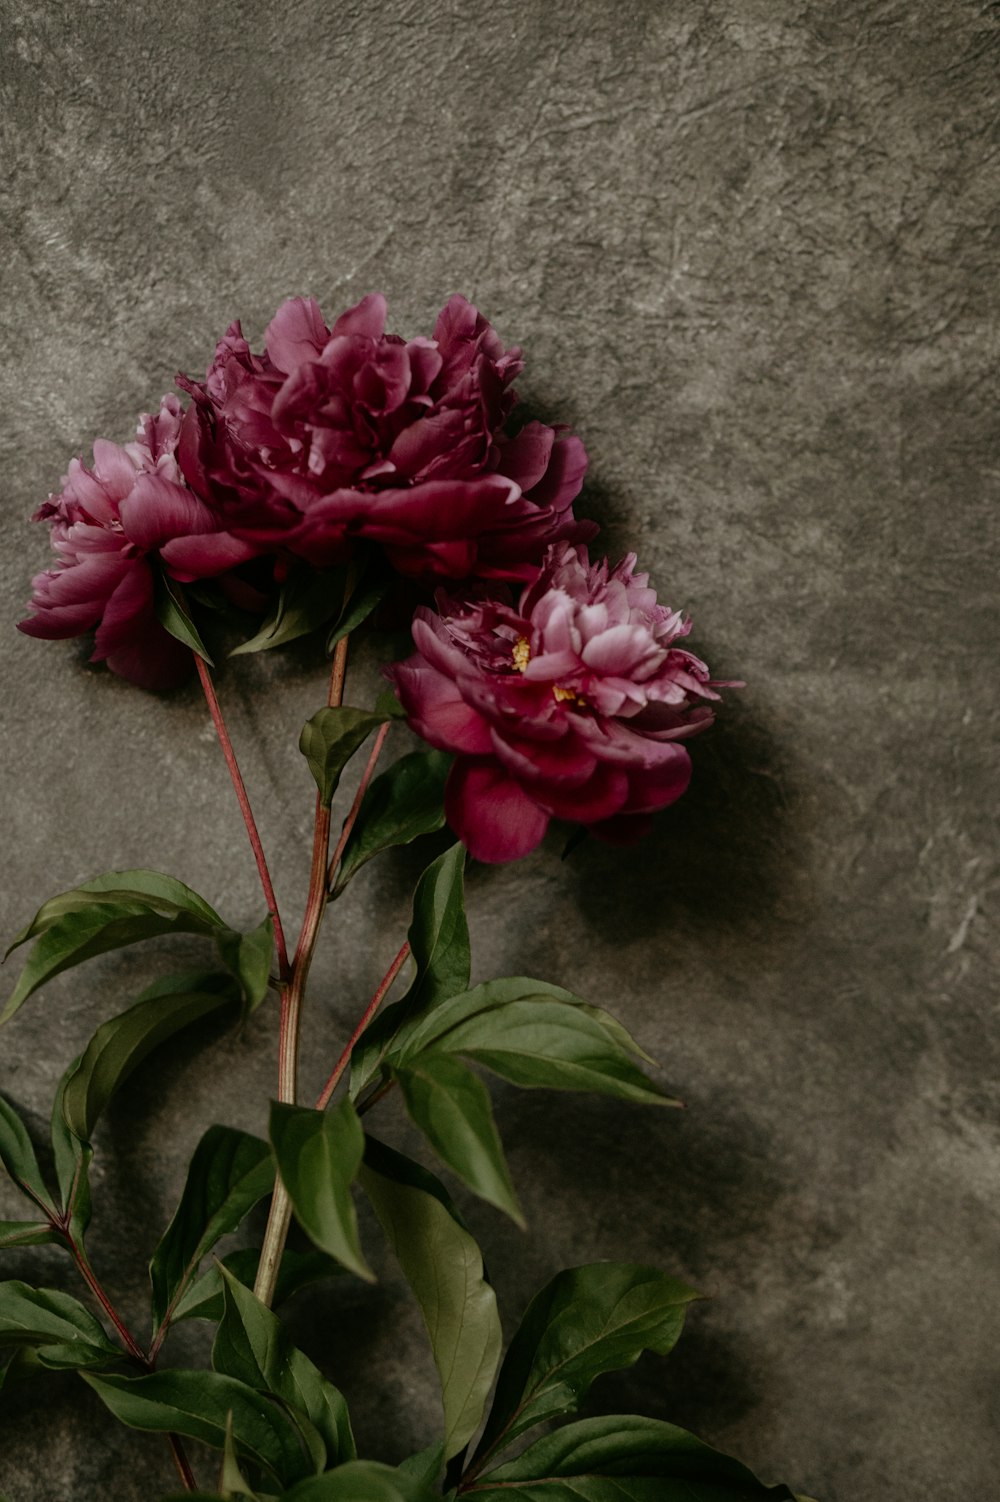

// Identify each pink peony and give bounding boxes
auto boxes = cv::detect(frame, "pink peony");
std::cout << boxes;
[18,398,257,690]
[387,544,729,862]
[177,293,593,583]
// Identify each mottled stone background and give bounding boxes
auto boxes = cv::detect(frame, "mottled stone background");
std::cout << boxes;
[1,1,998,1497]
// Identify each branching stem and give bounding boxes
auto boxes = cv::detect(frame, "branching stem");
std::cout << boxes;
[59,1226,196,1490]
[254,638,350,1306]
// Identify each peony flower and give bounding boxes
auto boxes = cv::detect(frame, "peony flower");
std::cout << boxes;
[386,543,729,862]
[177,293,593,583]
[18,397,257,690]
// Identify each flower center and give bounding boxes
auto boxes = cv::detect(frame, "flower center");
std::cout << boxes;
[553,684,587,707]
[512,636,531,672]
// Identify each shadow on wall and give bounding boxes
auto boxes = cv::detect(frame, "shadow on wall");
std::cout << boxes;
[567,699,799,947]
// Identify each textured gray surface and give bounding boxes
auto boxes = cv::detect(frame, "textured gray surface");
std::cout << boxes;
[1,1,999,1497]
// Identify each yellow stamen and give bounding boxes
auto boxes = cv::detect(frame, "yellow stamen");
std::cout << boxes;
[553,684,587,707]
[512,636,531,672]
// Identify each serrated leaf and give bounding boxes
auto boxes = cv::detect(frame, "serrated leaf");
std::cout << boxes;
[230,566,346,657]
[3,871,226,1024]
[395,1053,523,1225]
[172,1248,341,1326]
[150,1126,275,1332]
[0,1222,58,1250]
[214,1264,355,1468]
[284,1459,438,1502]
[269,1102,372,1282]
[0,1096,54,1213]
[351,845,468,1098]
[82,1368,314,1486]
[51,1065,91,1238]
[471,1265,700,1468]
[62,971,240,1142]
[216,918,275,1012]
[299,706,393,807]
[469,1414,797,1500]
[332,750,451,897]
[359,1137,501,1458]
[155,571,214,664]
[0,1281,119,1369]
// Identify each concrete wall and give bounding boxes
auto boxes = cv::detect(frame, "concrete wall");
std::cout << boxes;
[1,2,997,1497]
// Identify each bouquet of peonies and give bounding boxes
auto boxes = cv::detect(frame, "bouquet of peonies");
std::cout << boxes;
[3,293,797,1501]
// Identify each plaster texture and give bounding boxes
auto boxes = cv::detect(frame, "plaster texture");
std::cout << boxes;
[1,2,998,1498]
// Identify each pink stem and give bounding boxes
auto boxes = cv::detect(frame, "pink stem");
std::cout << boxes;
[315,940,411,1109]
[194,654,291,981]
[327,720,390,890]
[63,1232,196,1490]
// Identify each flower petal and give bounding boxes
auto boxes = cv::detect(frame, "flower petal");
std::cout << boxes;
[446,759,550,863]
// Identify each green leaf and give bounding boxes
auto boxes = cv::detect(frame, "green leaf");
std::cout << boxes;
[269,1102,372,1282]
[325,576,390,653]
[221,1408,261,1499]
[172,1248,341,1326]
[3,871,226,1024]
[155,571,214,664]
[216,918,275,1012]
[82,1368,314,1486]
[397,1443,445,1491]
[0,1281,119,1369]
[469,1415,797,1500]
[395,1053,523,1225]
[472,1265,700,1468]
[284,1458,439,1502]
[50,1066,93,1239]
[0,1222,58,1250]
[373,688,407,720]
[230,566,346,656]
[403,990,675,1108]
[0,1096,54,1212]
[299,706,393,807]
[62,971,240,1142]
[359,1137,501,1458]
[150,1126,275,1332]
[332,750,451,897]
[214,1264,355,1468]
[351,844,469,1098]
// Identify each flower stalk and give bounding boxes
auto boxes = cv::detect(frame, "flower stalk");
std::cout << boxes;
[195,653,291,980]
[254,637,348,1307]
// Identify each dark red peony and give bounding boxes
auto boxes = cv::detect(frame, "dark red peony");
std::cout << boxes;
[386,544,729,862]
[17,398,257,690]
[176,293,593,583]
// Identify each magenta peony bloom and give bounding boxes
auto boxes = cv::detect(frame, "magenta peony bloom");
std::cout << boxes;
[387,544,729,863]
[18,398,256,690]
[177,293,593,583]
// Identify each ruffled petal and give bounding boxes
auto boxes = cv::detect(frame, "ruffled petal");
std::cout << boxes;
[119,475,217,550]
[265,297,330,370]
